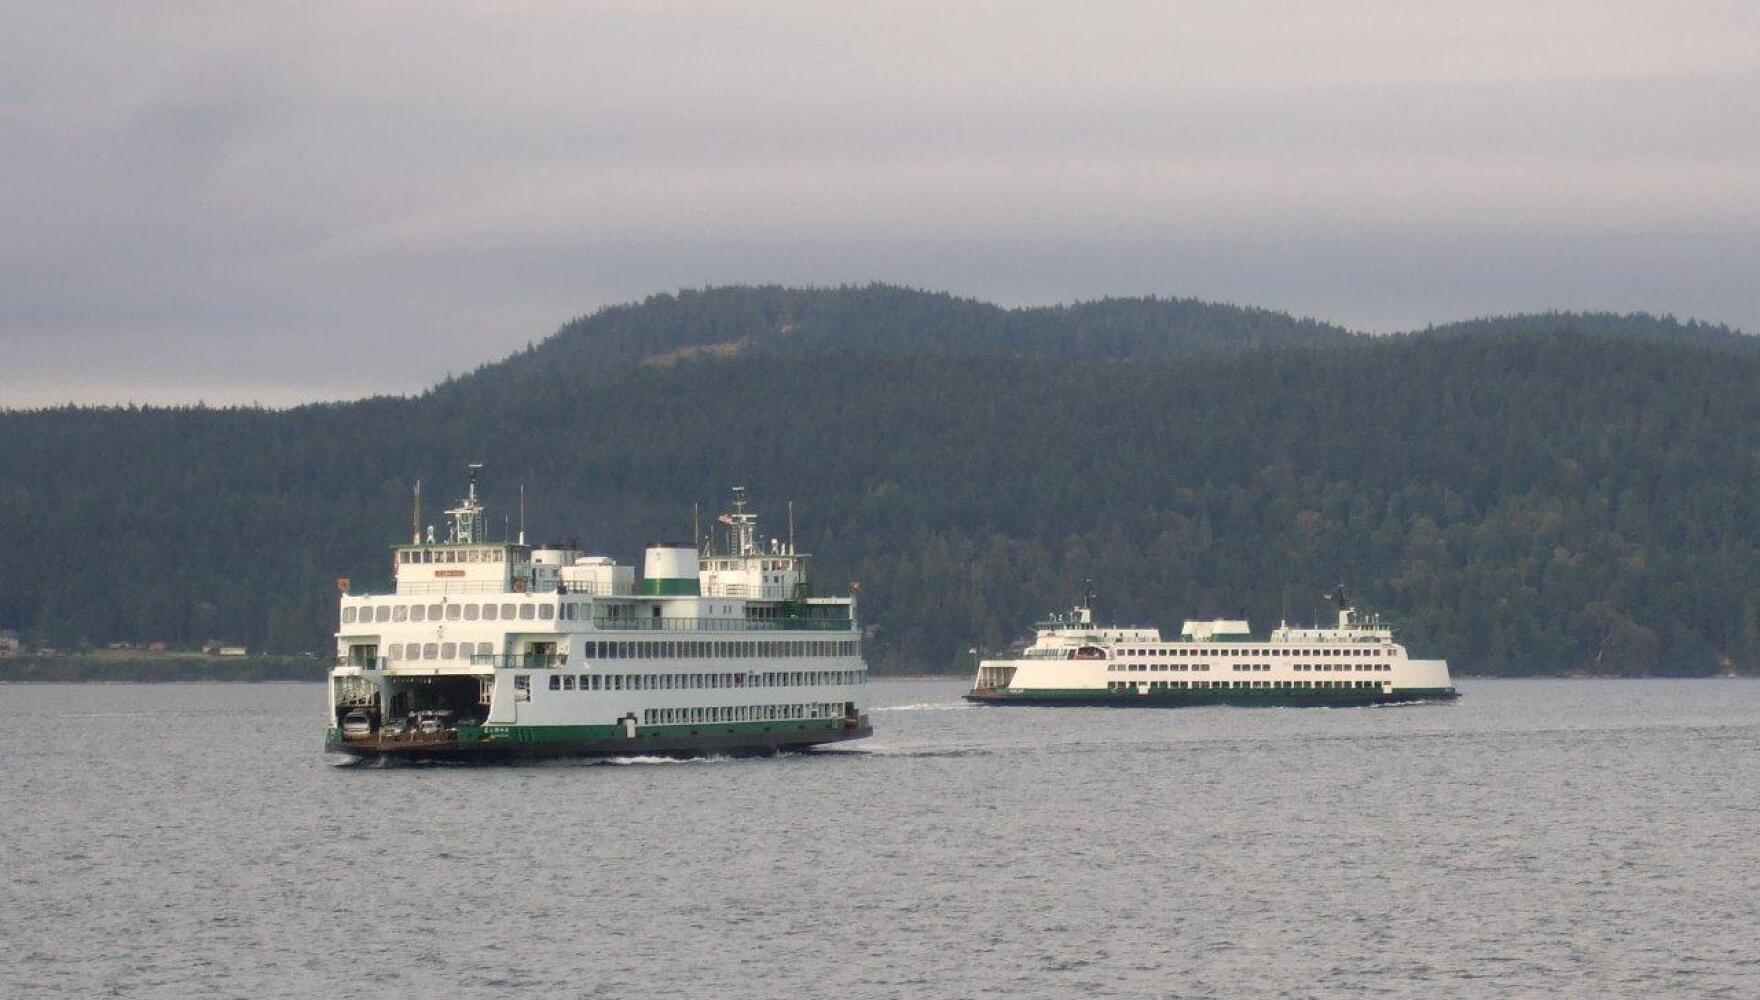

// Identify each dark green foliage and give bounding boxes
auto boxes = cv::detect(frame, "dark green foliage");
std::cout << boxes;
[1,285,1754,676]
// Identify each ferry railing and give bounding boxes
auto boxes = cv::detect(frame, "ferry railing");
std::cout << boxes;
[389,579,637,597]
[468,654,569,669]
[392,581,514,596]
[589,616,856,632]
[700,583,793,600]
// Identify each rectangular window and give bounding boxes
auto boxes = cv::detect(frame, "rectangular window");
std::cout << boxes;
[423,642,438,659]
[502,603,516,619]
[465,604,480,621]
[393,605,408,622]
[539,604,554,620]
[563,675,575,690]
[519,604,535,621]
[484,604,498,621]
[549,674,561,690]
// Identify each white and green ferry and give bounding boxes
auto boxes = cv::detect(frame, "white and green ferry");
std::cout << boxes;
[967,589,1457,707]
[326,471,871,761]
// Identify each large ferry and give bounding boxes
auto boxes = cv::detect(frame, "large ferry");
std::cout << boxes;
[326,470,872,761]
[966,588,1457,707]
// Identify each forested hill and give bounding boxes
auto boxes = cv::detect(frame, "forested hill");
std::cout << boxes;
[2,285,1756,676]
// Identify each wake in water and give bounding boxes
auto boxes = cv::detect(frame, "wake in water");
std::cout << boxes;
[871,701,974,712]
[601,754,737,766]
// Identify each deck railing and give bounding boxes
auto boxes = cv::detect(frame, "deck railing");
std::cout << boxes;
[468,654,569,669]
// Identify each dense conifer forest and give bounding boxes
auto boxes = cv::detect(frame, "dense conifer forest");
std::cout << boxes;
[2,285,1755,675]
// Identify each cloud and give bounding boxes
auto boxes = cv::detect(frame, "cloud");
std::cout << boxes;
[2,1,1757,406]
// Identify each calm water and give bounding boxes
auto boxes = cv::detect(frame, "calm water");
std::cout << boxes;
[3,678,1757,998]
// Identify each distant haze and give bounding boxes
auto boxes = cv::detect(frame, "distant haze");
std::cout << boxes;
[3,2,1757,407]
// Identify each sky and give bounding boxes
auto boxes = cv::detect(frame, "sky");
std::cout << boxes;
[3,1,1757,407]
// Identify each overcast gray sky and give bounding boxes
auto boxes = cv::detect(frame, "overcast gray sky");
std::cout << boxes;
[3,2,1756,407]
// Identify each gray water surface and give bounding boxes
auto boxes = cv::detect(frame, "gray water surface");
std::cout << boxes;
[3,678,1757,998]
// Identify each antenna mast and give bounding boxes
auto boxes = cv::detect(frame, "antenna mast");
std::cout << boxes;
[411,479,422,545]
[518,483,527,546]
[788,500,795,554]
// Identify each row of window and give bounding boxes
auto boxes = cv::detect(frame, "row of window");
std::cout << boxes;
[1109,679,1388,691]
[589,640,857,659]
[1114,646,1389,658]
[344,602,557,624]
[641,703,843,725]
[1295,664,1391,673]
[1110,663,1214,672]
[392,641,492,661]
[382,641,861,664]
[542,670,866,692]
[398,547,507,564]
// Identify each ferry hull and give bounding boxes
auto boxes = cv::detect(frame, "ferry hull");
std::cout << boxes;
[964,688,1459,708]
[326,719,873,762]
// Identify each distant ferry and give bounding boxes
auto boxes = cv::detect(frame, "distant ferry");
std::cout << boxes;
[327,469,872,760]
[966,588,1457,707]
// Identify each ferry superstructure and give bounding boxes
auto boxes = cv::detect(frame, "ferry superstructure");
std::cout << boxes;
[966,589,1457,707]
[326,472,871,760]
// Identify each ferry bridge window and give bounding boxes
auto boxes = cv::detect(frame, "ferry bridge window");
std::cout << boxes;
[393,605,408,622]
[519,605,536,621]
[342,607,357,623]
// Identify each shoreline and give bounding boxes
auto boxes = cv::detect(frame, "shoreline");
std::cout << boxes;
[0,656,328,683]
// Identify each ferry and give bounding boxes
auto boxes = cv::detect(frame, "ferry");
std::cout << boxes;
[326,470,872,761]
[966,587,1457,707]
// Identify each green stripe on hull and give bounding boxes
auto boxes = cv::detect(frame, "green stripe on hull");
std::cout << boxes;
[965,687,1459,708]
[463,718,852,743]
[326,716,871,761]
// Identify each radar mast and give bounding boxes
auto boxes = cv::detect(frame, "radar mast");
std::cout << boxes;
[445,464,487,544]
